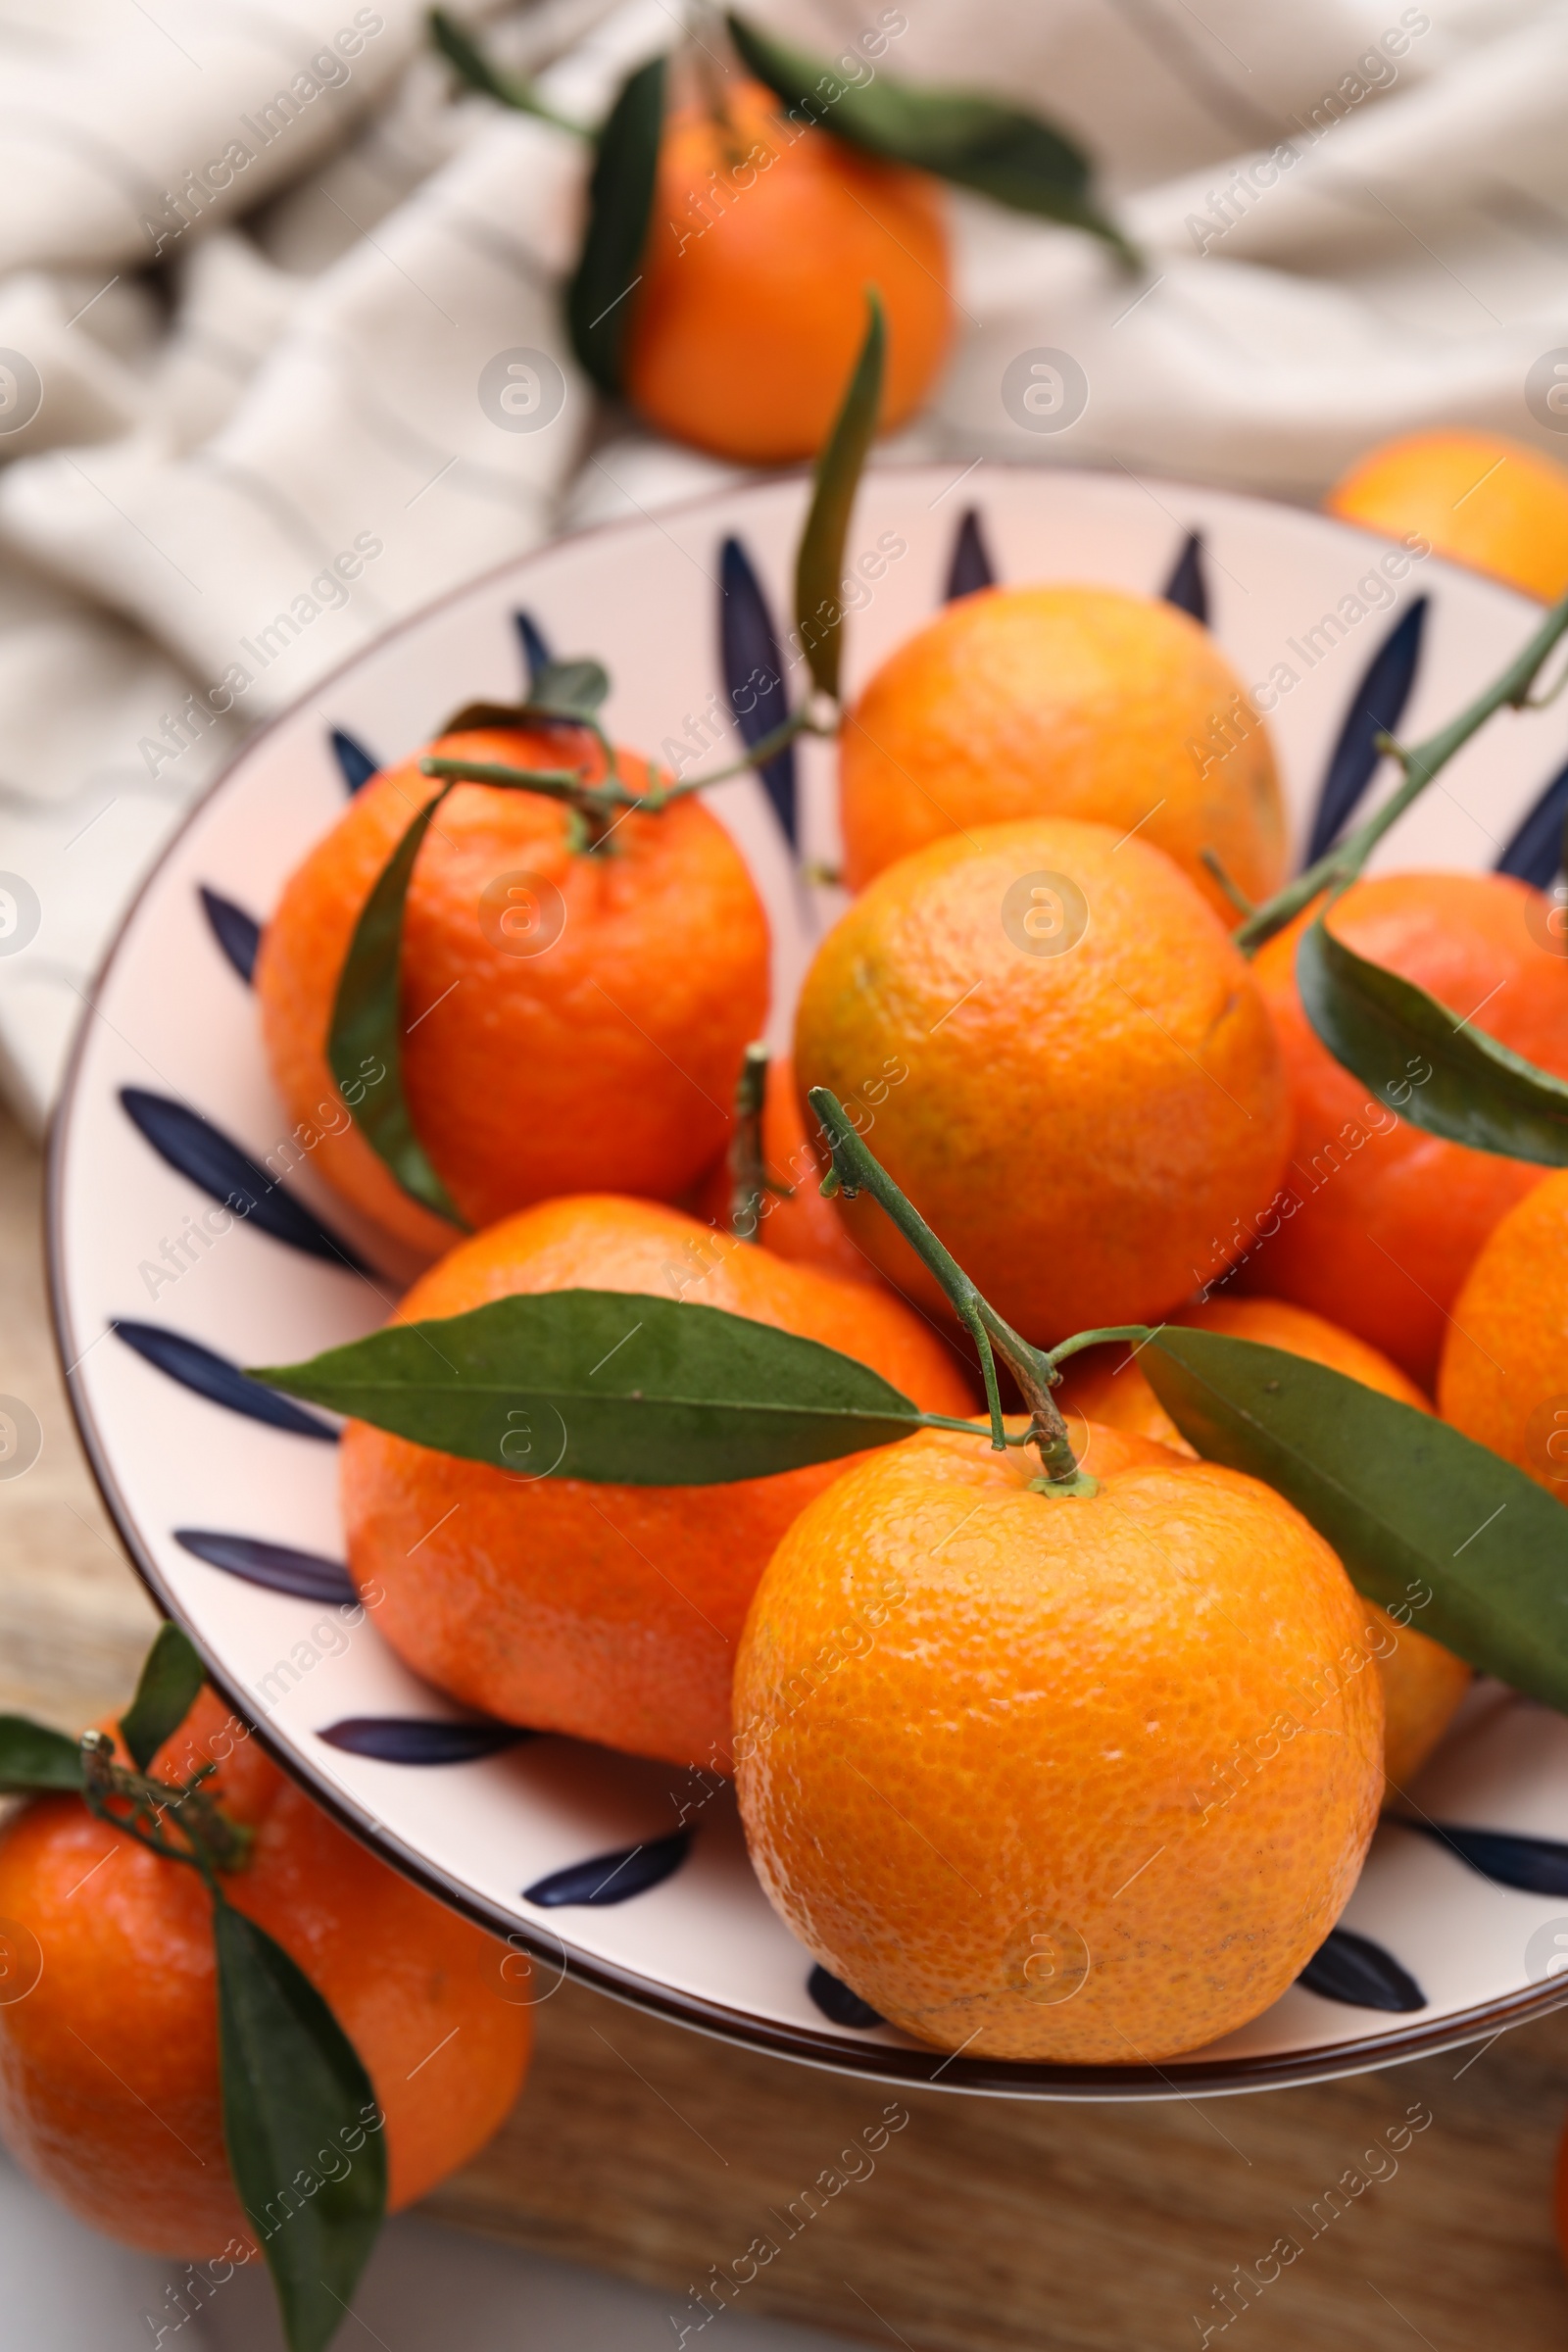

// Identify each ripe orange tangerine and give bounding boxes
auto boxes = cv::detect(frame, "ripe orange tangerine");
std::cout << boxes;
[0,1690,529,2256]
[735,1420,1382,2061]
[1055,1295,1471,1790]
[623,77,951,464]
[256,725,770,1253]
[1439,1168,1568,1501]
[1245,871,1568,1388]
[837,584,1288,922]
[794,817,1292,1345]
[1326,429,1568,603]
[340,1194,975,1769]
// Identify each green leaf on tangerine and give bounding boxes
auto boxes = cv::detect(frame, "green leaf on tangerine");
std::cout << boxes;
[119,1621,205,1773]
[0,1715,83,1793]
[441,656,612,740]
[565,53,666,396]
[326,784,466,1229]
[795,290,884,703]
[727,15,1134,263]
[1297,914,1568,1165]
[214,1893,386,2352]
[253,1290,928,1485]
[1141,1327,1568,1712]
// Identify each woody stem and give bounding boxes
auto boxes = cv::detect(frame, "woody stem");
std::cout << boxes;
[807,1089,1088,1488]
[79,1733,251,1885]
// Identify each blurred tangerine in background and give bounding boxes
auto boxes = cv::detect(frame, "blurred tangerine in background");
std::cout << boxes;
[623,76,951,463]
[1326,428,1568,603]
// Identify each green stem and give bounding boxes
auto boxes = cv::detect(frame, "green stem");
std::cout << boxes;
[421,704,824,838]
[1045,1324,1153,1368]
[808,1089,1096,1493]
[728,1043,792,1240]
[1236,583,1568,956]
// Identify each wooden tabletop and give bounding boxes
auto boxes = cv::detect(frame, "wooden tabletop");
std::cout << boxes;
[6,1101,1564,2350]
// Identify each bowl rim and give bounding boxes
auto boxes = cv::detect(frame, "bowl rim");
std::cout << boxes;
[44,459,1568,2100]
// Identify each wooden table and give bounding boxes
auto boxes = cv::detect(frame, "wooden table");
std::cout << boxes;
[5,1103,1563,2350]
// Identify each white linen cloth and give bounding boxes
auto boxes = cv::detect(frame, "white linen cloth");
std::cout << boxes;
[2,0,1568,1127]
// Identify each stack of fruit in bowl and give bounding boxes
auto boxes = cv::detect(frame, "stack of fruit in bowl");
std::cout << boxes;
[245,331,1568,2070]
[11,300,1568,2351]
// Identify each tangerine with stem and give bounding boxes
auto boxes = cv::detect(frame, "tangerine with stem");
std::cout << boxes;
[733,1096,1382,2059]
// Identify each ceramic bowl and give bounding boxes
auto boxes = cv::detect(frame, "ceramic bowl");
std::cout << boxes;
[50,463,1568,2097]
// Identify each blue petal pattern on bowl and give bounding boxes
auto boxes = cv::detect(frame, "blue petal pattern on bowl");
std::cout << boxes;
[1301,597,1428,866]
[1160,530,1208,626]
[1495,752,1568,890]
[112,1320,337,1441]
[329,727,379,793]
[944,508,995,602]
[318,1716,531,1764]
[174,1527,356,1602]
[523,1829,693,1907]
[119,1089,369,1272]
[807,1964,885,2030]
[514,610,552,685]
[719,535,797,846]
[1296,1926,1426,2013]
[198,887,261,986]
[1409,1819,1568,1895]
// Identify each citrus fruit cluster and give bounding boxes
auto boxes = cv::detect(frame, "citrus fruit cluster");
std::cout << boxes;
[16,310,1568,2347]
[237,388,1568,2096]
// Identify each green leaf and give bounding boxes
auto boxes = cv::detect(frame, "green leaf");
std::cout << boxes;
[565,54,666,396]
[1141,1328,1568,1711]
[119,1622,205,1773]
[521,658,612,725]
[214,1894,386,2352]
[794,291,885,702]
[1297,915,1568,1166]
[727,15,1134,262]
[254,1290,927,1485]
[428,9,525,107]
[440,658,611,739]
[0,1716,82,1793]
[327,787,466,1229]
[427,10,588,139]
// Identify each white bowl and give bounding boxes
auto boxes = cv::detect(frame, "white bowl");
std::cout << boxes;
[50,464,1568,2098]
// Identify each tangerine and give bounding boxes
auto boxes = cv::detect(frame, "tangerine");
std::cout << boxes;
[837,584,1288,921]
[1056,1295,1471,1789]
[1439,1168,1568,1501]
[0,1689,529,2255]
[793,818,1291,1345]
[340,1194,974,1769]
[735,1419,1382,2060]
[1245,871,1568,1388]
[256,726,770,1253]
[623,77,951,463]
[1326,429,1568,603]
